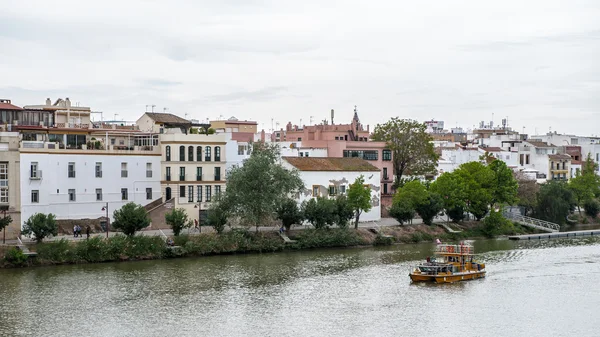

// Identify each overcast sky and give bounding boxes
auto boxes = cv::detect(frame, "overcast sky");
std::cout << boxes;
[1,0,599,136]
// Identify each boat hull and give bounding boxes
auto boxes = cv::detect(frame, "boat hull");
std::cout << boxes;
[409,271,486,283]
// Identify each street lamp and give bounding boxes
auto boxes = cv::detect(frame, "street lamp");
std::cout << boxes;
[1,209,6,244]
[194,203,201,233]
[101,202,109,238]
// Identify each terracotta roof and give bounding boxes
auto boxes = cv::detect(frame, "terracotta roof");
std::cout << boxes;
[526,141,555,148]
[0,102,23,110]
[283,157,380,172]
[481,147,502,152]
[549,154,572,161]
[145,113,190,124]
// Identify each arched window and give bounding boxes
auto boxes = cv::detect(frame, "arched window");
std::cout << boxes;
[215,146,221,162]
[165,187,172,201]
[179,146,185,161]
[196,146,202,162]
[205,146,211,162]
[188,146,194,161]
[165,146,171,161]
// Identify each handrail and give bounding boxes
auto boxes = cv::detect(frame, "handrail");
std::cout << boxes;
[503,210,560,232]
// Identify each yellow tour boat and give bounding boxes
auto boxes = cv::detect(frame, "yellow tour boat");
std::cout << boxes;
[409,242,486,283]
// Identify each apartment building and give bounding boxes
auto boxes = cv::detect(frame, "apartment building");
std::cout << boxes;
[0,131,21,239]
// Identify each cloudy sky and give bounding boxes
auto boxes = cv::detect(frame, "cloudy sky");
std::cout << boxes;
[1,0,599,136]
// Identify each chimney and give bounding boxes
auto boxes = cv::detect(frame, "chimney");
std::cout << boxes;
[66,97,71,108]
[46,98,51,106]
[331,109,334,125]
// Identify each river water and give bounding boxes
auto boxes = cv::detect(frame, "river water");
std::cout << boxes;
[1,237,599,337]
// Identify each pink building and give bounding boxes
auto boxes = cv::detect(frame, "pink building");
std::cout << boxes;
[271,107,394,195]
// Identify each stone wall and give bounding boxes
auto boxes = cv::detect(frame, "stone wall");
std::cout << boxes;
[380,195,393,218]
[56,218,107,235]
[148,200,174,230]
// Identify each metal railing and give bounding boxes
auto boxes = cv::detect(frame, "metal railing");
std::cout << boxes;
[503,210,560,232]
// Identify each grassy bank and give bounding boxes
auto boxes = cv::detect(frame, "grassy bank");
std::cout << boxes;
[1,222,536,268]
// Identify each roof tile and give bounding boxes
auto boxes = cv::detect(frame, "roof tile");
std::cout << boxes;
[283,157,380,171]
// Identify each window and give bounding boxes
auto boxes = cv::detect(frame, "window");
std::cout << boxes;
[329,185,337,196]
[205,146,211,161]
[96,188,103,201]
[68,189,76,202]
[68,162,76,178]
[383,167,388,180]
[0,163,7,203]
[121,188,128,200]
[238,145,245,155]
[146,188,152,200]
[146,163,152,178]
[196,146,202,162]
[188,146,194,161]
[121,162,128,178]
[215,146,221,162]
[197,185,202,202]
[166,167,171,181]
[179,167,186,181]
[196,167,202,181]
[215,185,221,196]
[188,186,194,202]
[384,183,388,195]
[179,145,185,161]
[526,154,530,165]
[343,150,378,160]
[299,152,304,157]
[180,186,186,198]
[95,162,102,178]
[383,150,392,161]
[30,162,40,179]
[205,185,212,202]
[312,185,319,197]
[519,154,524,166]
[166,145,171,161]
[340,185,346,194]
[562,162,566,170]
[297,137,302,141]
[214,167,221,181]
[305,152,309,157]
[111,138,115,145]
[31,190,39,203]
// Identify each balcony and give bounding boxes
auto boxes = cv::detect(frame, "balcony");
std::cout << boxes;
[179,175,186,181]
[215,175,221,181]
[382,175,392,182]
[146,170,153,178]
[29,170,42,180]
[196,174,203,181]
[20,141,160,155]
[166,174,171,181]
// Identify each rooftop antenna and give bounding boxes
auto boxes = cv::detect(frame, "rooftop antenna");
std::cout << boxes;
[184,113,188,119]
[114,113,119,121]
[300,118,303,126]
[309,116,314,125]
[271,118,274,133]
[151,105,156,113]
[163,107,168,113]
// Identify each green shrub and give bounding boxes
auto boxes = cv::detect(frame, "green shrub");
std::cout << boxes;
[481,210,514,238]
[4,248,28,267]
[584,199,600,218]
[409,231,433,243]
[290,228,366,249]
[36,239,76,263]
[374,234,395,246]
[75,237,105,263]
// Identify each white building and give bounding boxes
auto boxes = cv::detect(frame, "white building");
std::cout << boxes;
[20,143,161,228]
[282,157,381,222]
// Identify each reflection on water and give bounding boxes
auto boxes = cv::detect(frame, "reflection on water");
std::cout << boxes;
[1,237,599,337]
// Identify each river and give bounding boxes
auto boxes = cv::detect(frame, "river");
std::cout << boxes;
[1,237,599,337]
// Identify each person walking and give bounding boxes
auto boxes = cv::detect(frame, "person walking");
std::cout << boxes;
[86,226,90,239]
[73,225,78,238]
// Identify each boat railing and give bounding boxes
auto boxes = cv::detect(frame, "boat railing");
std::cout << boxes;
[435,244,474,255]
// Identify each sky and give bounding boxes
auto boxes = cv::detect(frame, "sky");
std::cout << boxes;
[1,0,599,136]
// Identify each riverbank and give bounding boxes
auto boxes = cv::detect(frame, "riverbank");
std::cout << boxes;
[0,222,537,268]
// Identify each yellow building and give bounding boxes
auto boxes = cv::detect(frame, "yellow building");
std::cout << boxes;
[549,154,571,181]
[210,117,258,133]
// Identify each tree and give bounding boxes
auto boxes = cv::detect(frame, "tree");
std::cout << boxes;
[206,194,230,234]
[479,151,496,165]
[430,172,467,223]
[456,162,494,220]
[535,181,576,225]
[347,175,372,229]
[515,172,540,216]
[584,199,600,218]
[334,195,354,228]
[165,208,192,236]
[21,213,58,243]
[111,202,150,236]
[302,197,337,229]
[389,198,414,225]
[276,198,304,231]
[569,154,600,215]
[371,118,438,183]
[481,209,513,238]
[0,214,13,235]
[415,193,443,225]
[225,142,304,231]
[489,160,518,206]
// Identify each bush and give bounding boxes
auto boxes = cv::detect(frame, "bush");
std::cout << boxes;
[165,208,192,236]
[409,232,433,243]
[22,213,58,243]
[36,239,76,263]
[446,205,465,223]
[4,248,28,267]
[584,199,600,218]
[276,198,304,231]
[415,193,443,225]
[112,202,151,236]
[290,228,366,248]
[334,195,354,228]
[374,234,395,246]
[389,198,414,225]
[481,210,514,238]
[302,197,337,229]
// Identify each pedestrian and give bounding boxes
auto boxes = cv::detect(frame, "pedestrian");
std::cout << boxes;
[86,226,90,239]
[73,225,77,238]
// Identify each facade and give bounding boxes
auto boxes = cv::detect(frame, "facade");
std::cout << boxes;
[19,142,161,228]
[0,132,21,239]
[210,117,258,134]
[271,108,393,196]
[548,154,572,181]
[136,112,192,134]
[159,132,227,224]
[282,157,381,222]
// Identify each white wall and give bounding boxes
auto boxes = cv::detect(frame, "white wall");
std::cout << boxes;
[20,153,161,226]
[281,162,381,222]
